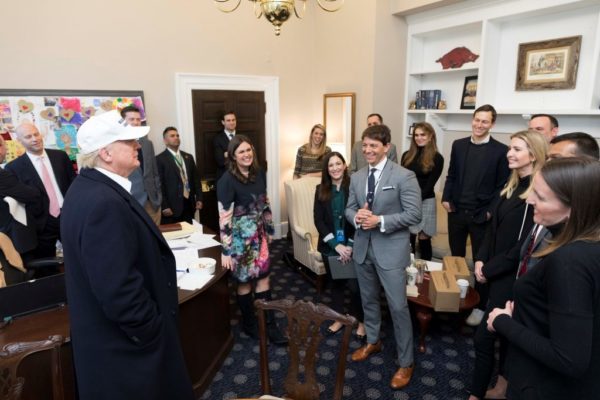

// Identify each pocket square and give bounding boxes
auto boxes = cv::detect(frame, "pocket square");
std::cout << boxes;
[382,186,395,191]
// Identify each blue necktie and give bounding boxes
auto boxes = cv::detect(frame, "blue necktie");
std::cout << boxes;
[367,168,376,210]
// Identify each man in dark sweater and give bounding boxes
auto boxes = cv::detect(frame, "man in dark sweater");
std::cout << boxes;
[442,104,510,325]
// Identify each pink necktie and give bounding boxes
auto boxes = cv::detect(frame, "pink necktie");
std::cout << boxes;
[39,157,60,218]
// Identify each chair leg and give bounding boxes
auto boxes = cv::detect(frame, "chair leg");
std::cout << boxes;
[236,293,258,338]
[254,290,288,345]
[316,274,326,295]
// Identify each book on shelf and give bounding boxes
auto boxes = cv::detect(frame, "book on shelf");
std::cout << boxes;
[414,89,442,110]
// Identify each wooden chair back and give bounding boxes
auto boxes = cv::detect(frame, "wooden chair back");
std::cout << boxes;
[0,335,65,400]
[255,299,357,400]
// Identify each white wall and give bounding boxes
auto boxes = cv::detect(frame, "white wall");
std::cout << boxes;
[1,0,409,234]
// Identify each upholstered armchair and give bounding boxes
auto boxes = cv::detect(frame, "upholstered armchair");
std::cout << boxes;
[284,177,326,293]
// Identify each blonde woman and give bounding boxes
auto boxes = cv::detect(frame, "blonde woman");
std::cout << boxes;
[293,124,331,179]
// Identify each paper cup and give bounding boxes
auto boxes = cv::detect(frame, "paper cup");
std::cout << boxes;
[406,266,418,286]
[191,257,216,274]
[456,278,469,299]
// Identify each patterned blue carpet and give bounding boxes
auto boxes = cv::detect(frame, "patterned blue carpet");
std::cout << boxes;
[201,239,481,400]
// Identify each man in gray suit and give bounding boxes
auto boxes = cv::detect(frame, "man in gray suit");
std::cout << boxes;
[121,106,162,225]
[345,124,422,390]
[349,113,398,174]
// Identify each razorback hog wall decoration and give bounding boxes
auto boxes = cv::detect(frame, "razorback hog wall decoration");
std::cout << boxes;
[436,47,479,69]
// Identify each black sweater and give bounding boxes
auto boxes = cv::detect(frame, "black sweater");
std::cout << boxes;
[493,240,600,400]
[401,149,443,200]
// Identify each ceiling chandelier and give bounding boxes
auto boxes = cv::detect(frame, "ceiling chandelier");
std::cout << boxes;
[215,0,344,36]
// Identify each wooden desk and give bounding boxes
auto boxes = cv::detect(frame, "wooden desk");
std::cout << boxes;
[407,273,479,353]
[0,242,231,400]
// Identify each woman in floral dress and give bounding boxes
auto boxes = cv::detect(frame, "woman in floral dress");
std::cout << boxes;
[217,135,287,344]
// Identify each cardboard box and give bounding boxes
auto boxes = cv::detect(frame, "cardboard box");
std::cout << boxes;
[443,256,471,281]
[428,270,460,312]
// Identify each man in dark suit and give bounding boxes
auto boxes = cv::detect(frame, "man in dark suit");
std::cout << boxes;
[121,105,162,225]
[156,126,203,224]
[346,124,422,390]
[62,110,194,399]
[213,110,237,182]
[349,113,399,175]
[442,104,509,325]
[6,122,75,258]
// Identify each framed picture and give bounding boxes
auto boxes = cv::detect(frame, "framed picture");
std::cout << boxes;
[515,36,582,91]
[460,75,478,110]
[407,122,416,138]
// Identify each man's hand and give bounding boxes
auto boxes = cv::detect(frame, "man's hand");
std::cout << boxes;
[195,201,203,210]
[474,261,487,283]
[162,208,174,217]
[361,214,380,230]
[442,201,453,213]
[355,202,372,226]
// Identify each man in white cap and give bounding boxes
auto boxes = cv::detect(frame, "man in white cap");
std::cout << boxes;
[60,110,194,400]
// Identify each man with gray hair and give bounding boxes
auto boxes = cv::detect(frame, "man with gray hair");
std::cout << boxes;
[61,110,194,399]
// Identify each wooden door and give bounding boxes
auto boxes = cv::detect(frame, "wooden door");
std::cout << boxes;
[192,90,266,232]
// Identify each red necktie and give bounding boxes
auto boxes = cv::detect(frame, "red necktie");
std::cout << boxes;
[518,227,538,277]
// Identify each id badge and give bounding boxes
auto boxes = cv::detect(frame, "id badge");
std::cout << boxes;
[336,229,345,243]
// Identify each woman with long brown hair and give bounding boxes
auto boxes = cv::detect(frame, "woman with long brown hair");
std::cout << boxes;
[488,158,600,399]
[313,151,365,339]
[401,122,444,260]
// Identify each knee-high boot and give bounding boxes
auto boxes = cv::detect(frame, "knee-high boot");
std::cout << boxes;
[254,290,288,345]
[419,238,433,261]
[237,293,258,338]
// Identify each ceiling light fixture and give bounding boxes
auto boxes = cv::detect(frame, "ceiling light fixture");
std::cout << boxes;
[215,0,344,36]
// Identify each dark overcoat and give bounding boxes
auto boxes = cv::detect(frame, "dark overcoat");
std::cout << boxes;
[61,168,194,400]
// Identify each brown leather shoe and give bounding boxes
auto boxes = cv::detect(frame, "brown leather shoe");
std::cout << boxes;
[351,341,382,362]
[390,365,414,389]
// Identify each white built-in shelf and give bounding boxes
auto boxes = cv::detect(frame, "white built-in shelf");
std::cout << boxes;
[407,109,475,115]
[409,66,479,77]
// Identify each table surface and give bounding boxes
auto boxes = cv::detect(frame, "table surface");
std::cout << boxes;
[407,273,480,311]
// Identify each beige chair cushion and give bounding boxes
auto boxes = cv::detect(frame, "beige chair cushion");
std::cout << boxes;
[284,177,326,276]
[431,194,472,265]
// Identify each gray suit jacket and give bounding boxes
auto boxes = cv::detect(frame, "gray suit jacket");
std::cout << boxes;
[140,136,162,209]
[349,141,398,175]
[345,160,422,270]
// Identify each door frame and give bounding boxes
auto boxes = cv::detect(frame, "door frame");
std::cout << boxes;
[175,73,282,237]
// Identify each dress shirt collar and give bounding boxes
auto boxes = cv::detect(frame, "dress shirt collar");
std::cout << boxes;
[470,134,491,145]
[225,130,235,139]
[167,147,180,158]
[95,167,132,193]
[26,150,49,164]
[368,156,388,174]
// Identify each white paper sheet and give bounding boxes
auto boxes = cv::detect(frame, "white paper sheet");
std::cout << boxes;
[4,196,27,225]
[177,271,213,291]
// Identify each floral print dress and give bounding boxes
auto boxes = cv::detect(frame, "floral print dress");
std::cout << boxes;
[217,169,274,283]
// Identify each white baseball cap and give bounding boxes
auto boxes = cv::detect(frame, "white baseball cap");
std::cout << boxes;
[77,110,149,154]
